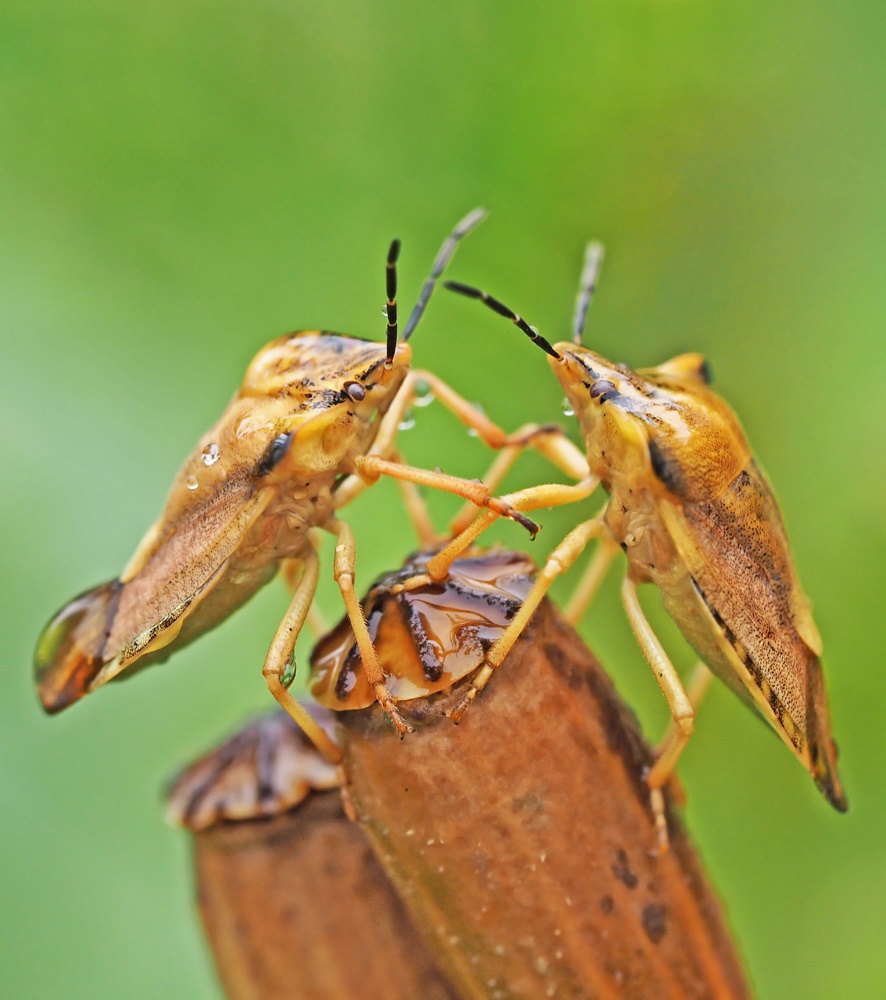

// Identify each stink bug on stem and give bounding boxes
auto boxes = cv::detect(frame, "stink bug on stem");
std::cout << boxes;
[433,242,847,847]
[33,210,540,762]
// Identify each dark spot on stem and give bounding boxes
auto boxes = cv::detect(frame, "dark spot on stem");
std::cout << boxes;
[642,903,668,944]
[612,849,638,889]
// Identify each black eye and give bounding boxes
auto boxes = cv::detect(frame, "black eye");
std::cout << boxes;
[590,379,618,401]
[256,431,294,477]
[344,381,366,402]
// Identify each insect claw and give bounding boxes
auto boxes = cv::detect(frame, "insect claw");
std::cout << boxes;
[447,685,478,724]
[514,510,540,538]
[374,682,414,736]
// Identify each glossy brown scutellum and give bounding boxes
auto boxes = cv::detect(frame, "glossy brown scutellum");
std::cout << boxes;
[310,549,534,708]
[167,709,458,1000]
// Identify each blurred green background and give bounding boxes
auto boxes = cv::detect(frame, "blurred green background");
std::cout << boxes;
[2,2,884,997]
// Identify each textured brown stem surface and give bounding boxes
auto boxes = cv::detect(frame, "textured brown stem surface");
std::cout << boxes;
[338,600,753,1000]
[193,791,459,1000]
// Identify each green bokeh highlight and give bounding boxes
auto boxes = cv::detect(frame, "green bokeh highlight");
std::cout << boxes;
[2,3,884,997]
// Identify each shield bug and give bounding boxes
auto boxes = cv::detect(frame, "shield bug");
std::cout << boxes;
[33,210,539,763]
[439,244,847,845]
[310,548,536,711]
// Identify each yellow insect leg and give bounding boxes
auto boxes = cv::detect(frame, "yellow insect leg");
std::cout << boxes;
[449,424,590,536]
[354,454,540,536]
[448,513,605,722]
[262,550,342,765]
[334,369,532,540]
[392,471,440,549]
[425,477,600,584]
[563,538,621,625]
[649,662,713,790]
[409,369,511,449]
[329,371,428,511]
[328,518,413,737]
[620,577,697,853]
[333,451,438,548]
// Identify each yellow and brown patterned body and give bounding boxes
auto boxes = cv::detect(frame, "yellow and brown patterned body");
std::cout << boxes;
[551,344,846,810]
[35,209,546,759]
[445,257,847,821]
[35,332,410,712]
[311,549,535,707]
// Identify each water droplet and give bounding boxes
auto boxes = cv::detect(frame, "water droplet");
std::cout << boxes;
[201,443,220,467]
[561,397,574,417]
[413,379,435,408]
[399,408,416,432]
[186,475,199,490]
[281,650,297,688]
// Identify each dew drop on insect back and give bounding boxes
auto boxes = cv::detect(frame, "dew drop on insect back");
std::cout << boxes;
[186,475,199,490]
[413,379,435,408]
[561,398,575,417]
[201,443,220,467]
[398,408,416,432]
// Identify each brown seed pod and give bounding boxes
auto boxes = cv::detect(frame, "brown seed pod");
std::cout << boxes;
[168,708,459,1000]
[170,549,751,999]
[329,551,752,1000]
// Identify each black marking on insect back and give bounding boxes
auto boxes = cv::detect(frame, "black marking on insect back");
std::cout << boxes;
[451,576,525,618]
[256,432,294,477]
[119,597,194,666]
[395,595,445,682]
[358,357,388,383]
[698,358,712,384]
[690,577,801,749]
[647,440,686,497]
[692,578,743,657]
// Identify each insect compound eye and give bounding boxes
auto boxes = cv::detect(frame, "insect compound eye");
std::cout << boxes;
[344,381,366,403]
[256,431,294,477]
[589,379,618,401]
